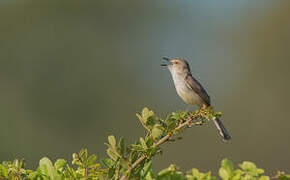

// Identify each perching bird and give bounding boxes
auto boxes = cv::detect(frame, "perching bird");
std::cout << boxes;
[161,57,231,141]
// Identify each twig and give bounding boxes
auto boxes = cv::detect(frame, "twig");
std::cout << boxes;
[120,114,198,180]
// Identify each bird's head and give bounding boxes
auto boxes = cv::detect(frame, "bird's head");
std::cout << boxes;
[161,57,191,74]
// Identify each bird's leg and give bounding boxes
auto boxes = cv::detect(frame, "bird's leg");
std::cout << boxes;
[196,104,207,125]
[186,106,200,126]
[187,116,193,127]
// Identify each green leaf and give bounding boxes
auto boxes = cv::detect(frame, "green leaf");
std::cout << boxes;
[157,168,172,178]
[63,165,77,178]
[219,168,230,180]
[0,164,8,178]
[39,157,53,175]
[118,137,125,155]
[274,171,290,180]
[142,107,154,122]
[141,161,152,178]
[87,155,97,166]
[232,169,243,180]
[108,167,115,178]
[106,149,118,161]
[220,158,234,178]
[151,124,164,140]
[119,158,129,169]
[259,176,270,180]
[144,170,154,180]
[108,135,117,148]
[39,157,60,179]
[239,161,257,171]
[140,137,147,149]
[79,148,88,160]
[221,159,234,172]
[189,168,201,178]
[257,168,265,175]
[157,164,176,178]
[279,175,290,180]
[101,158,114,168]
[239,161,258,176]
[54,159,66,171]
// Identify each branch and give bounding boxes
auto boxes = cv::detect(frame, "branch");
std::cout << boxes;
[120,114,198,180]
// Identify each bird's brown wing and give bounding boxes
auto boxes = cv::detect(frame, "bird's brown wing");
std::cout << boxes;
[185,73,211,106]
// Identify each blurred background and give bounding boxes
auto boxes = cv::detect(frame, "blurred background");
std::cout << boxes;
[0,0,289,175]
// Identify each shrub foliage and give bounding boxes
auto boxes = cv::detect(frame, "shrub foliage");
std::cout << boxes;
[0,107,289,180]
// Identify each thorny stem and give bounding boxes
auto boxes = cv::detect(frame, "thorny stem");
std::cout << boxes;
[120,112,201,180]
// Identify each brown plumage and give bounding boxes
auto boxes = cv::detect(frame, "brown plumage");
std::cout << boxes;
[162,57,231,141]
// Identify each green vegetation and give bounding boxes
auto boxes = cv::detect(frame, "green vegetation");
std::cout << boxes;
[0,108,289,180]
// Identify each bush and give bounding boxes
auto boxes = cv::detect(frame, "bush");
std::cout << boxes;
[0,108,289,180]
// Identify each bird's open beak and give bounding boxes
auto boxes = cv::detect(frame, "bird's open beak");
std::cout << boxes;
[161,57,172,66]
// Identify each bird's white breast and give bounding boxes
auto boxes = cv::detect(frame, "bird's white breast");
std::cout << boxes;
[171,72,203,106]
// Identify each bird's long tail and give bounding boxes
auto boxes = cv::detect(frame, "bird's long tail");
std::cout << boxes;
[213,118,231,141]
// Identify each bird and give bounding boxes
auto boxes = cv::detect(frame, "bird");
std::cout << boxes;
[161,57,231,141]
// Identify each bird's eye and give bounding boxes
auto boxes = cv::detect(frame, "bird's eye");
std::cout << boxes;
[173,61,179,64]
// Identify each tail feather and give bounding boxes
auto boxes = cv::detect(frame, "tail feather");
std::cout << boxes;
[213,118,231,141]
